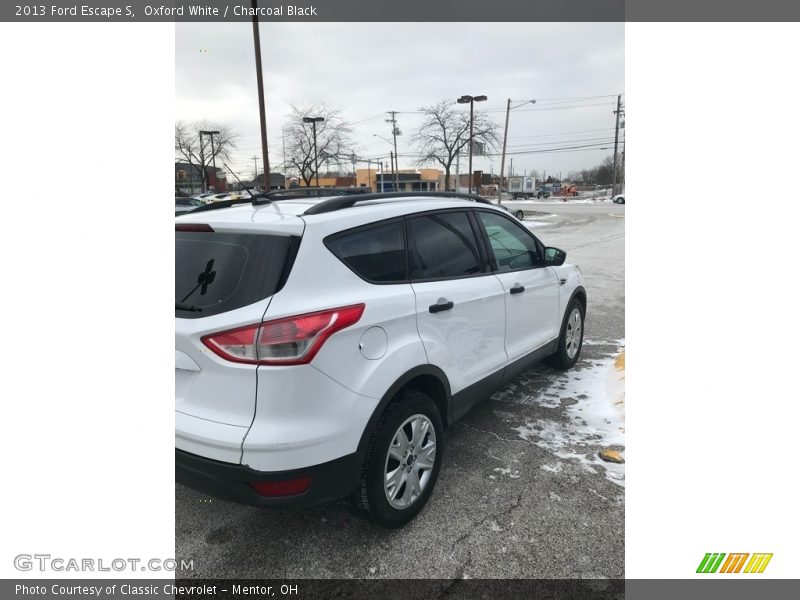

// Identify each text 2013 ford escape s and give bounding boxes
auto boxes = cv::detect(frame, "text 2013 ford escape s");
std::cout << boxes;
[175,192,586,528]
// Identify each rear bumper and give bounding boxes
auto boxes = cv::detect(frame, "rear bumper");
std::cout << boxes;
[175,448,364,508]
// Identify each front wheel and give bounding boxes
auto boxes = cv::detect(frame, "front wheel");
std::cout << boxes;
[548,298,585,369]
[515,210,525,220]
[351,389,444,528]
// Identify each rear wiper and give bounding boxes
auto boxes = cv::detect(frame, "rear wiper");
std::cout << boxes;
[175,302,202,312]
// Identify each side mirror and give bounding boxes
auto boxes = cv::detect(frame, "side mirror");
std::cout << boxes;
[544,246,567,266]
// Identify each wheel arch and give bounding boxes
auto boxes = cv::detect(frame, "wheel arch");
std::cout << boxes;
[570,285,587,313]
[356,365,451,451]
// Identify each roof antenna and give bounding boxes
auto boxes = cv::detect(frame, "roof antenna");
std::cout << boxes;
[223,163,268,205]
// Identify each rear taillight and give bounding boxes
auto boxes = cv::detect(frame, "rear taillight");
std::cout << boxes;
[201,304,365,366]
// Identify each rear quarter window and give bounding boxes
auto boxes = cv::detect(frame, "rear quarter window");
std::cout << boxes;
[325,220,407,283]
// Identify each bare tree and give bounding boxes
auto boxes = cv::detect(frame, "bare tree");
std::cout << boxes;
[411,100,500,191]
[284,104,353,186]
[175,120,238,191]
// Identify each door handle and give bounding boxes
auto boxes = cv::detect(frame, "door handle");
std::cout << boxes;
[510,284,525,295]
[429,299,454,313]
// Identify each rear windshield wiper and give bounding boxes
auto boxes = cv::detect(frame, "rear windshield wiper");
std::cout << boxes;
[175,302,202,312]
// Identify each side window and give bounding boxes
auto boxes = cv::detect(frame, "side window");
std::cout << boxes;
[477,211,542,272]
[325,220,407,283]
[407,211,483,280]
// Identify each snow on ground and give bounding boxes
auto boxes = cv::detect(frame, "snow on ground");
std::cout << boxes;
[493,340,626,486]
[524,220,552,229]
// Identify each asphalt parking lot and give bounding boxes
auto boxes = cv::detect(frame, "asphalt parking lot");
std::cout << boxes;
[176,200,625,578]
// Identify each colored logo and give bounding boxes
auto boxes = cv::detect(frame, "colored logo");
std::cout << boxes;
[697,553,773,574]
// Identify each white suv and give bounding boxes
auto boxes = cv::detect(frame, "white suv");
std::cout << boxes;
[176,192,586,528]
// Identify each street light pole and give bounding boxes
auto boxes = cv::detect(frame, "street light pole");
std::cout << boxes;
[457,94,487,195]
[200,129,220,190]
[198,131,207,192]
[498,98,535,203]
[303,116,325,188]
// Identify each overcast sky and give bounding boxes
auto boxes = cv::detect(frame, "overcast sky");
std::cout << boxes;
[176,22,624,182]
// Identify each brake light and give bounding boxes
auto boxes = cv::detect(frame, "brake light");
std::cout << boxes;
[250,476,311,497]
[202,304,365,366]
[176,223,214,232]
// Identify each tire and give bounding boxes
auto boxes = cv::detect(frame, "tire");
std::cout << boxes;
[351,389,444,528]
[547,298,585,370]
[515,210,524,220]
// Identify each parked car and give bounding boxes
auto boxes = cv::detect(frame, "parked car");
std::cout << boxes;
[613,194,625,204]
[175,197,205,216]
[175,191,586,527]
[495,201,534,221]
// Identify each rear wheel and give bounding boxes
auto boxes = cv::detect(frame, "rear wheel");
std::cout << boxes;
[515,210,525,220]
[351,389,444,528]
[548,298,585,369]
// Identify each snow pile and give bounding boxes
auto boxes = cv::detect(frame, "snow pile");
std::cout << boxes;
[502,342,626,486]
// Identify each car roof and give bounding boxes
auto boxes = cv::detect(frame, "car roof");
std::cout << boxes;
[176,194,508,234]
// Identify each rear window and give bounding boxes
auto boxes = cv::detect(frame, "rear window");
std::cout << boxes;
[325,220,406,283]
[176,231,297,318]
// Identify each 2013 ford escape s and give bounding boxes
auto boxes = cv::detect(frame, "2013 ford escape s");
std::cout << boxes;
[176,191,586,528]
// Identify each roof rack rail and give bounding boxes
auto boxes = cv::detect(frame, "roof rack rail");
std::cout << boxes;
[178,196,269,216]
[302,191,494,216]
[252,187,372,201]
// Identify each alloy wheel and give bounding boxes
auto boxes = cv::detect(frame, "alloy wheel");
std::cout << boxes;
[384,414,437,509]
[565,307,583,359]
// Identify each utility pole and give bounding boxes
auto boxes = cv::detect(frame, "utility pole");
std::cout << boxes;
[389,151,394,192]
[350,152,357,187]
[510,158,513,178]
[251,0,270,191]
[497,98,535,203]
[251,155,259,186]
[387,111,400,192]
[612,94,622,197]
[499,98,511,201]
[379,159,384,193]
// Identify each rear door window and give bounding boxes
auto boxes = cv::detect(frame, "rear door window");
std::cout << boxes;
[176,231,297,318]
[406,211,483,281]
[325,220,407,283]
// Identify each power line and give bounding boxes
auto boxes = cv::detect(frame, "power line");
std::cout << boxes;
[508,127,616,140]
[505,136,617,149]
[484,102,614,114]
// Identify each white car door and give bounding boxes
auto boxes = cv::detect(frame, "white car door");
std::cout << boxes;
[407,210,507,418]
[475,210,560,361]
